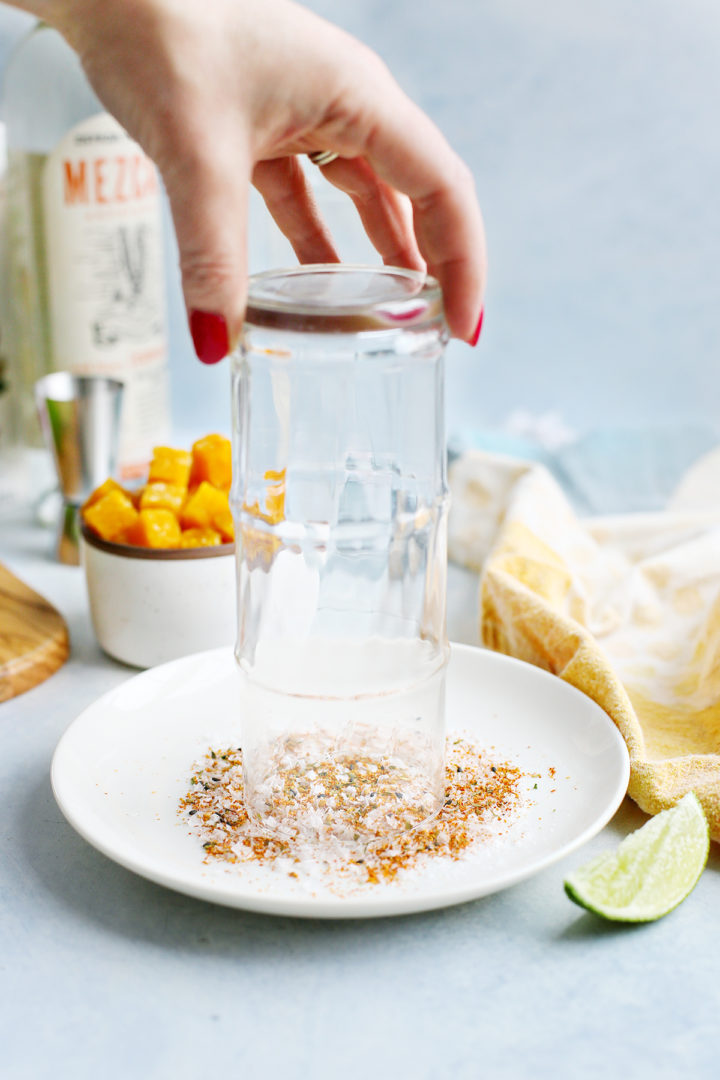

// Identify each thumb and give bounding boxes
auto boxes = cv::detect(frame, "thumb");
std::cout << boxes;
[163,147,250,365]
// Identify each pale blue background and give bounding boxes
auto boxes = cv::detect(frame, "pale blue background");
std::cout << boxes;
[2,1,719,445]
[2,4,720,1078]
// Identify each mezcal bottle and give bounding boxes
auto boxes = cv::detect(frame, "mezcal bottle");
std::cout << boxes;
[2,22,170,479]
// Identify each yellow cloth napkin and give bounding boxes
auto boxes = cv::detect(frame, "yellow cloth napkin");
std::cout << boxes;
[448,451,720,841]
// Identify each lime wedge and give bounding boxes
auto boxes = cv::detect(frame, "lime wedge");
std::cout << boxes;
[564,792,710,922]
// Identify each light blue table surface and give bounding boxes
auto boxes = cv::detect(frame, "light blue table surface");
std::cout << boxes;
[2,1,720,1077]
[2,502,720,1080]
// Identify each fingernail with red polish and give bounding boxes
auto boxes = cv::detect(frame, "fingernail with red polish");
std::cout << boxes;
[190,310,229,365]
[470,307,484,347]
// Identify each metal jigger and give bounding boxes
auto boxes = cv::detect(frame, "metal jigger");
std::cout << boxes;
[35,372,124,565]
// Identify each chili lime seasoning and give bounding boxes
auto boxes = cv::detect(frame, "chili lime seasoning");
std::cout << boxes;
[179,736,530,895]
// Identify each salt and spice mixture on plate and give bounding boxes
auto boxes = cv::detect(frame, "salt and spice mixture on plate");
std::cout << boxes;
[243,727,443,847]
[179,736,542,895]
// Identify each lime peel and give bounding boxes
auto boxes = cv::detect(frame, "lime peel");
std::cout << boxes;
[564,792,709,923]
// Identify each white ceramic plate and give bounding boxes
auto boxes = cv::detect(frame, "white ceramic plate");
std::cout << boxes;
[51,644,629,919]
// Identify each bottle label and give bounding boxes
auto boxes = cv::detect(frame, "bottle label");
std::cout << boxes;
[42,113,169,478]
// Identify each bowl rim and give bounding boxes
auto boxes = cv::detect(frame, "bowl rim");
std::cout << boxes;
[80,522,235,561]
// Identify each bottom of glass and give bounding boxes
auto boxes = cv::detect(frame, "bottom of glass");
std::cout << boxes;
[239,641,447,848]
[244,723,444,848]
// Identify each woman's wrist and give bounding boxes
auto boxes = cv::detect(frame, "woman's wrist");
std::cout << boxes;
[6,0,165,43]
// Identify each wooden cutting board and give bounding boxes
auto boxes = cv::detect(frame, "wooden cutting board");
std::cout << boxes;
[0,562,70,703]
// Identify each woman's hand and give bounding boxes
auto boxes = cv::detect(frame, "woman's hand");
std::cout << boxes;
[18,0,486,359]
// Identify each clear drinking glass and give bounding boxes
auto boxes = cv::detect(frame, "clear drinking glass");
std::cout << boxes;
[231,265,449,847]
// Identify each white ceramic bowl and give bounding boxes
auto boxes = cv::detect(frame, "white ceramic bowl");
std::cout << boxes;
[80,526,237,668]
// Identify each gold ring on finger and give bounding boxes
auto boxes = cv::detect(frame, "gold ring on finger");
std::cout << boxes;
[307,150,340,167]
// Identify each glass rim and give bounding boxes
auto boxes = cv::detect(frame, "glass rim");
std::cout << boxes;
[244,263,445,334]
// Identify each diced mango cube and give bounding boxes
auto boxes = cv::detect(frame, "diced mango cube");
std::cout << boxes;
[125,509,181,548]
[180,481,230,532]
[82,477,127,512]
[190,434,232,492]
[139,482,186,514]
[83,489,139,542]
[213,508,235,542]
[148,446,192,489]
[179,527,223,548]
